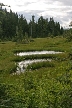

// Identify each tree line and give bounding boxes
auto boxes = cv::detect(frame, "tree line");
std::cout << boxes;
[0,5,64,41]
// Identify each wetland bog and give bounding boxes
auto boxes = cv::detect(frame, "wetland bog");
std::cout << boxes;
[0,37,72,108]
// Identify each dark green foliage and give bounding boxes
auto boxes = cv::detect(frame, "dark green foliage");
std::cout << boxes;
[66,29,72,42]
[60,26,64,35]
[0,70,72,108]
[9,64,17,74]
[63,29,72,42]
[0,4,64,41]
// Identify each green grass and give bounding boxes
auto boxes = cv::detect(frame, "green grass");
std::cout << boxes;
[0,37,72,108]
[27,61,55,70]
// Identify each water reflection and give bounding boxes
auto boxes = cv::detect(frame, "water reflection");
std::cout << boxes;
[14,50,62,75]
[16,59,51,74]
[17,51,62,56]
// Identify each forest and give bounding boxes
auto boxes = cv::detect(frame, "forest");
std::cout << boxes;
[0,6,63,41]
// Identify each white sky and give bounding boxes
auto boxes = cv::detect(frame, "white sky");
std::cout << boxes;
[0,0,72,28]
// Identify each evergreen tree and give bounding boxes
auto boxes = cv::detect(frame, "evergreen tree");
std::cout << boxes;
[60,26,64,35]
[0,2,64,40]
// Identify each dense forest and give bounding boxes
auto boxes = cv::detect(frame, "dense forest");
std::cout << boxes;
[0,4,64,41]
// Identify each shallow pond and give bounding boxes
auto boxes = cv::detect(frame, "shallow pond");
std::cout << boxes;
[16,59,51,74]
[14,50,62,74]
[17,51,62,56]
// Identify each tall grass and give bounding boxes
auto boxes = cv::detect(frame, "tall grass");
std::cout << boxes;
[13,53,68,62]
[27,61,55,70]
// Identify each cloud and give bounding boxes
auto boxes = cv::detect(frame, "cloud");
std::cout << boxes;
[57,0,72,6]
[0,0,72,28]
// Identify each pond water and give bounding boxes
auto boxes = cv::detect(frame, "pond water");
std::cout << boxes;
[14,50,62,74]
[17,51,62,56]
[16,59,51,74]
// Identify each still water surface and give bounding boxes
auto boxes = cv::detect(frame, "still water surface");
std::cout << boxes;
[15,51,62,74]
[17,51,62,56]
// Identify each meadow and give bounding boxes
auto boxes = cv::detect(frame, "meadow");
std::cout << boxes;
[0,37,72,108]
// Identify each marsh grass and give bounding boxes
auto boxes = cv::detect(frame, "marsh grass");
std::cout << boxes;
[0,37,70,74]
[0,37,72,108]
[27,61,55,70]
[13,53,68,63]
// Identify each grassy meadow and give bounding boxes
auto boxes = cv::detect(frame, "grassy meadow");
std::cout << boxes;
[0,37,72,108]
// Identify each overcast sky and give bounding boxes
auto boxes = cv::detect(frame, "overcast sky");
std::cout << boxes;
[0,0,72,28]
